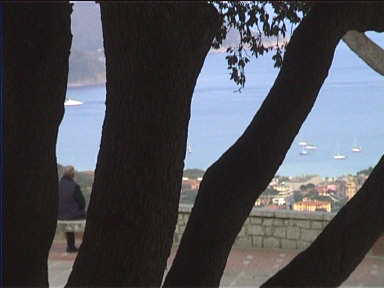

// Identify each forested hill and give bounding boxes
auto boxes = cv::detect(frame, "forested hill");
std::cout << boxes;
[71,2,103,51]
[68,49,105,87]
[68,2,281,87]
[68,2,104,87]
[70,2,240,52]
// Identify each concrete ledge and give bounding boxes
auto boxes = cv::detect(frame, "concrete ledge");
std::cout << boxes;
[52,205,382,256]
[250,208,275,218]
[178,204,193,213]
[57,220,86,232]
[323,213,336,221]
[273,209,336,221]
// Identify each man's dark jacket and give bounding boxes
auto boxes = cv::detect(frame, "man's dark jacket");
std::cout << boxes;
[58,176,86,220]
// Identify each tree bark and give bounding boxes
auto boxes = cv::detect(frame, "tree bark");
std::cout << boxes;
[4,4,72,287]
[343,30,384,76]
[262,155,384,287]
[164,3,384,287]
[66,3,220,287]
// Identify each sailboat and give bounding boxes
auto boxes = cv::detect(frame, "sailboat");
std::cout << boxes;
[64,98,83,106]
[351,138,362,152]
[333,143,347,160]
[352,146,362,152]
[333,154,347,160]
[304,144,317,150]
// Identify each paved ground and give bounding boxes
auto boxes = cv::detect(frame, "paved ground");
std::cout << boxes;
[49,240,384,287]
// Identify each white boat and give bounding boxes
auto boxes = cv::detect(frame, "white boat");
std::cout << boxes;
[333,142,347,160]
[298,141,308,146]
[352,146,362,152]
[351,138,362,152]
[299,149,309,156]
[64,98,83,106]
[334,154,347,160]
[304,144,317,150]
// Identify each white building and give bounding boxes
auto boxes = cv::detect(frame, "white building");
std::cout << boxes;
[272,197,286,206]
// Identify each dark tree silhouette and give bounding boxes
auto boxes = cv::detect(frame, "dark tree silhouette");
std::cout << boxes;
[5,2,384,288]
[66,3,220,287]
[164,3,384,287]
[4,3,72,286]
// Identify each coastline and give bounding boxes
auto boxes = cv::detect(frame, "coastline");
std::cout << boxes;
[67,80,105,89]
[75,167,370,180]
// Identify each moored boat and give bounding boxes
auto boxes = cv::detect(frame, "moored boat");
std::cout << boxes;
[352,146,362,152]
[64,98,83,106]
[304,144,317,150]
[351,138,362,152]
[334,154,347,160]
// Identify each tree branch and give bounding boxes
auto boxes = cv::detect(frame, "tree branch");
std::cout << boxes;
[164,4,346,287]
[4,4,72,286]
[262,4,384,286]
[164,3,384,287]
[66,3,220,287]
[343,31,384,76]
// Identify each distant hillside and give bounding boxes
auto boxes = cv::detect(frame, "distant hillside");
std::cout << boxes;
[71,2,103,52]
[68,49,105,87]
[68,3,284,86]
[70,2,242,53]
[68,2,104,87]
[183,169,205,179]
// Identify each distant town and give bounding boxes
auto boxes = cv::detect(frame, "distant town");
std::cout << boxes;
[181,167,373,213]
[65,163,373,214]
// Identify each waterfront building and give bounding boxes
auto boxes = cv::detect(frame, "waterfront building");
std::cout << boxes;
[346,176,358,200]
[293,199,332,213]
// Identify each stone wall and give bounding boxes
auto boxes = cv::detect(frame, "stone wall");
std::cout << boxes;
[54,204,383,256]
[174,204,335,250]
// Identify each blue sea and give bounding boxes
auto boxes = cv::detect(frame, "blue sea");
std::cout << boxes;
[57,33,384,177]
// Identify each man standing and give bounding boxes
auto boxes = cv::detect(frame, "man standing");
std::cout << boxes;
[58,165,86,253]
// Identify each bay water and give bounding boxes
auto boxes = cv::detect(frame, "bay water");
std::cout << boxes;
[57,35,384,177]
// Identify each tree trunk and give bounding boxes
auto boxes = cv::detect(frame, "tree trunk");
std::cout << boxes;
[164,3,384,287]
[343,30,384,76]
[262,155,384,287]
[4,4,72,287]
[66,3,220,287]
